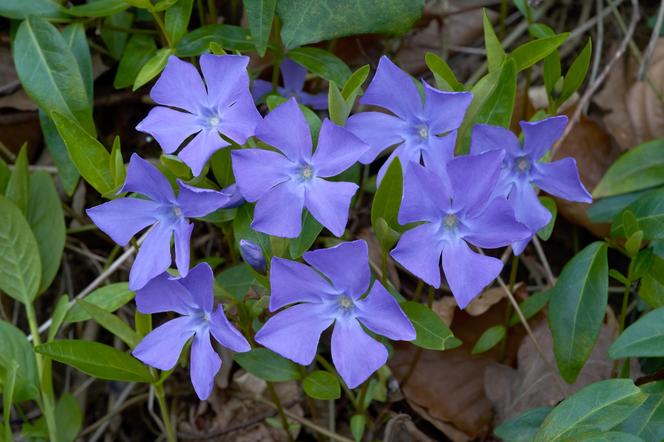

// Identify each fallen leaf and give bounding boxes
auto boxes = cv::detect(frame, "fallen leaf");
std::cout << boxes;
[383,414,436,442]
[432,296,456,326]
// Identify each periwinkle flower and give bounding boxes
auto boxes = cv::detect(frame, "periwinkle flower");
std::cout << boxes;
[133,263,250,400]
[87,154,239,290]
[255,240,415,388]
[345,56,472,181]
[253,58,327,110]
[471,116,592,254]
[136,54,261,176]
[239,239,266,273]
[231,98,369,238]
[390,151,531,308]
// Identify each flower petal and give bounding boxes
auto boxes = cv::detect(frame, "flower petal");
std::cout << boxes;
[190,331,221,400]
[178,130,230,177]
[135,272,197,315]
[132,316,196,370]
[255,303,336,365]
[423,83,472,134]
[269,256,337,311]
[463,198,531,248]
[179,262,214,312]
[174,218,193,278]
[281,58,307,92]
[252,181,305,238]
[390,222,444,288]
[441,239,503,309]
[129,221,174,290]
[532,158,592,203]
[355,282,416,341]
[135,106,202,154]
[217,92,262,144]
[510,180,552,234]
[447,150,504,215]
[303,240,370,299]
[120,154,176,203]
[255,98,312,162]
[344,112,405,164]
[360,56,421,120]
[252,79,273,102]
[209,306,251,352]
[311,119,369,177]
[199,54,250,106]
[150,56,207,113]
[304,179,358,237]
[470,124,521,156]
[86,198,159,246]
[177,180,240,217]
[299,91,328,110]
[331,317,387,389]
[376,142,420,185]
[420,131,457,178]
[231,148,292,202]
[399,163,448,225]
[520,115,567,160]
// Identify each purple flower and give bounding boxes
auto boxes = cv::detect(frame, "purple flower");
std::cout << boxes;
[390,151,531,308]
[87,154,239,290]
[132,263,250,400]
[255,240,415,388]
[345,56,472,182]
[252,59,327,110]
[136,54,261,176]
[239,239,266,273]
[471,116,592,254]
[231,98,369,238]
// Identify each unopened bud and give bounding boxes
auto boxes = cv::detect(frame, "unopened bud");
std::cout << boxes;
[240,239,266,273]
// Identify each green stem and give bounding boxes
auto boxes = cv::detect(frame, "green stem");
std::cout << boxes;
[154,383,176,442]
[427,286,434,308]
[150,11,172,47]
[355,380,370,412]
[316,355,357,405]
[266,382,293,442]
[207,0,218,24]
[196,0,205,25]
[381,250,388,286]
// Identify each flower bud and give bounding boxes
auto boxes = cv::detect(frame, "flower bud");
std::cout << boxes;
[239,239,266,273]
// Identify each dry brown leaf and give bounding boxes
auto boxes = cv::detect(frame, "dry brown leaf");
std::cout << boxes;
[383,414,436,442]
[432,296,456,326]
[357,227,400,290]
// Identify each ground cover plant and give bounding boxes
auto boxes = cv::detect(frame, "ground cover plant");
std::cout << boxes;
[1,0,664,440]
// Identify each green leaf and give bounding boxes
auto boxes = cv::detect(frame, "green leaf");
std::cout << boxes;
[2,361,17,442]
[619,381,664,441]
[289,211,323,259]
[38,112,80,196]
[543,50,561,100]
[216,264,255,301]
[48,295,71,342]
[245,0,276,56]
[328,81,348,126]
[588,188,658,223]
[350,414,366,442]
[0,0,63,18]
[575,431,644,441]
[374,217,400,250]
[425,52,463,91]
[62,23,93,106]
[609,307,664,358]
[114,34,158,89]
[133,47,172,90]
[53,393,83,442]
[0,196,41,304]
[164,0,193,45]
[494,407,551,442]
[611,188,664,240]
[0,320,39,403]
[472,325,506,354]
[36,340,152,383]
[175,25,254,56]
[13,16,95,135]
[109,136,125,190]
[77,300,141,348]
[548,242,608,383]
[594,139,664,198]
[64,283,135,323]
[401,301,459,350]
[534,379,646,442]
[65,0,128,17]
[277,0,424,49]
[557,38,592,105]
[483,9,505,72]
[233,204,271,254]
[28,172,65,293]
[234,348,301,382]
[5,144,29,216]
[287,47,352,85]
[0,158,9,193]
[371,157,403,232]
[101,11,134,60]
[510,33,569,72]
[508,290,551,327]
[537,196,557,241]
[341,64,370,100]
[303,370,341,400]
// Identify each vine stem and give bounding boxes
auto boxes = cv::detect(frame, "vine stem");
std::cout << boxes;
[532,236,556,287]
[154,383,176,442]
[266,382,294,442]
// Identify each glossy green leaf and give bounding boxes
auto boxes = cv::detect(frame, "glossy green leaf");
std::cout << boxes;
[101,11,134,59]
[609,307,664,358]
[77,300,141,348]
[12,16,95,135]
[350,414,366,442]
[39,112,80,196]
[36,340,152,383]
[509,290,551,327]
[28,172,65,293]
[48,295,71,342]
[483,9,505,72]
[234,348,301,382]
[534,379,646,441]
[341,64,370,100]
[109,136,125,189]
[233,204,271,254]
[371,158,403,233]
[64,283,135,323]
[114,34,158,89]
[558,38,592,105]
[245,0,276,56]
[587,188,656,223]
[216,265,255,301]
[0,0,63,19]
[619,381,664,441]
[51,111,114,195]
[543,50,561,100]
[575,431,644,441]
[289,211,323,259]
[425,52,463,91]
[401,301,459,350]
[54,393,83,442]
[537,196,557,241]
[5,144,29,216]
[133,47,172,90]
[328,81,348,126]
[2,361,17,441]
[64,0,128,17]
[510,33,569,72]
[62,23,93,105]
[472,325,506,354]
[594,139,664,198]
[303,370,341,400]
[164,0,193,44]
[612,188,664,240]
[277,0,424,49]
[0,321,39,403]
[175,25,254,56]
[288,47,351,85]
[0,196,41,304]
[494,407,551,442]
[548,242,608,383]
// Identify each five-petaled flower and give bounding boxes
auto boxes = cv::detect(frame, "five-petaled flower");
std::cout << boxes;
[252,58,328,110]
[133,263,250,400]
[391,151,531,308]
[345,56,473,182]
[231,98,369,238]
[87,154,241,290]
[136,54,261,176]
[255,240,415,388]
[471,116,592,254]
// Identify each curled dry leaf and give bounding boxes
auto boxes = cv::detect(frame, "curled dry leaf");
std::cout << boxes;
[383,414,436,442]
[432,296,457,326]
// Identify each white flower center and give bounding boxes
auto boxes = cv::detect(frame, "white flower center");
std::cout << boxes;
[173,206,183,217]
[301,164,314,180]
[339,295,354,310]
[443,214,458,229]
[516,157,530,172]
[418,125,429,139]
[208,116,220,129]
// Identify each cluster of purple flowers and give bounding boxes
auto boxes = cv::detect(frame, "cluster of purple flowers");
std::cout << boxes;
[87,54,590,399]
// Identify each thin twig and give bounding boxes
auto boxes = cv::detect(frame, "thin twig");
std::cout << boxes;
[638,0,664,79]
[532,236,556,287]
